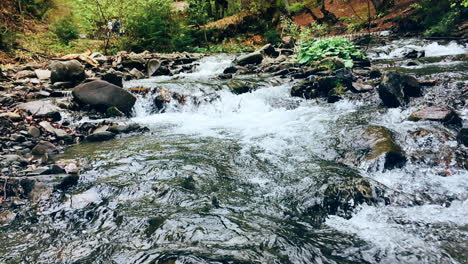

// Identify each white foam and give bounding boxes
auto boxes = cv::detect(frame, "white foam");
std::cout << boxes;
[369,39,468,59]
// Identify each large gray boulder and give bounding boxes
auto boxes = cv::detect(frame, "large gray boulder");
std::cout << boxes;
[49,60,85,84]
[72,80,136,113]
[378,71,421,108]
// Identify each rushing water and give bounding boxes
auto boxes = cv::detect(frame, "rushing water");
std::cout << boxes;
[1,39,468,264]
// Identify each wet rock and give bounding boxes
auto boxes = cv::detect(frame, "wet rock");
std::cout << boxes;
[35,69,51,80]
[56,175,79,190]
[1,154,29,166]
[86,131,116,142]
[129,68,146,79]
[235,52,263,66]
[107,123,148,134]
[409,106,462,127]
[218,73,233,79]
[72,80,137,114]
[403,48,425,59]
[378,71,421,108]
[223,66,238,74]
[49,60,85,84]
[258,44,279,58]
[458,128,468,146]
[39,121,68,138]
[362,126,407,170]
[369,68,382,79]
[27,126,41,138]
[0,210,16,225]
[228,80,254,95]
[16,101,61,121]
[106,106,125,118]
[31,141,59,160]
[291,79,317,99]
[101,71,124,87]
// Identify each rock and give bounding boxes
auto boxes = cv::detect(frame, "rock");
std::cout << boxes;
[121,55,146,71]
[106,106,125,117]
[258,44,279,58]
[16,101,62,121]
[72,80,137,114]
[362,126,407,170]
[408,106,462,127]
[317,57,346,71]
[86,131,116,142]
[291,80,317,99]
[129,68,146,79]
[52,81,74,89]
[458,128,468,146]
[223,66,238,74]
[108,123,147,134]
[281,36,295,49]
[56,175,79,190]
[49,60,85,84]
[28,182,52,201]
[28,126,41,137]
[39,121,68,138]
[218,73,233,79]
[90,52,108,63]
[14,70,36,79]
[147,59,161,76]
[35,69,51,80]
[403,48,425,59]
[0,112,22,121]
[101,71,124,87]
[235,52,263,66]
[31,141,59,159]
[369,68,382,79]
[1,154,29,166]
[0,210,16,225]
[352,81,374,92]
[228,80,254,95]
[378,71,421,108]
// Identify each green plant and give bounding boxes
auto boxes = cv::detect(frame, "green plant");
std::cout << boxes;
[297,37,365,68]
[51,16,79,45]
[264,30,281,44]
[288,2,306,13]
[0,28,18,51]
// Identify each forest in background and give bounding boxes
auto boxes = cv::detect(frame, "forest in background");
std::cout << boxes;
[1,0,467,62]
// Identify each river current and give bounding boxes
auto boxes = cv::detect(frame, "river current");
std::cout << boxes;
[1,39,467,264]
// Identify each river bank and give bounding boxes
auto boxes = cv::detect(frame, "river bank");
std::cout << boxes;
[1,35,467,263]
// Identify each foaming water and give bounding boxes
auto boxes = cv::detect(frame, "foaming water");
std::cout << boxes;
[368,39,468,59]
[2,43,467,264]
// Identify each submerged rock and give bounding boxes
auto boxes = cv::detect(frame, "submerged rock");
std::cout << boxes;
[378,71,421,108]
[72,80,136,114]
[49,60,85,84]
[86,131,116,142]
[409,106,461,127]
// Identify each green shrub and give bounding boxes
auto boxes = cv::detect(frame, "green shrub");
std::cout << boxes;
[0,28,18,51]
[51,17,79,45]
[288,2,306,13]
[297,37,365,68]
[264,30,281,44]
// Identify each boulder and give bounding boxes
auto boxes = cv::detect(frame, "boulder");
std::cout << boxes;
[235,52,263,66]
[16,101,61,121]
[101,71,124,87]
[362,126,407,170]
[86,131,116,142]
[49,60,85,84]
[378,71,421,108]
[223,66,238,74]
[106,106,125,117]
[121,55,146,71]
[34,69,51,80]
[458,128,468,146]
[147,59,161,76]
[129,68,145,79]
[409,106,462,127]
[291,80,317,99]
[72,80,137,113]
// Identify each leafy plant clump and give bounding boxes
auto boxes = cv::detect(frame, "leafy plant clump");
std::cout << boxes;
[51,17,79,45]
[297,37,365,68]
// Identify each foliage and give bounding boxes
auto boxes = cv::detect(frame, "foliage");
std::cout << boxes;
[51,16,79,44]
[411,0,467,36]
[287,2,306,13]
[297,37,365,68]
[0,28,18,51]
[264,30,281,44]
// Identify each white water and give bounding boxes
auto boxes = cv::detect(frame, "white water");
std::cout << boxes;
[126,53,468,263]
[368,39,468,59]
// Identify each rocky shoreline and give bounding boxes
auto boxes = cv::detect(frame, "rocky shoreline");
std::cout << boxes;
[1,38,467,224]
